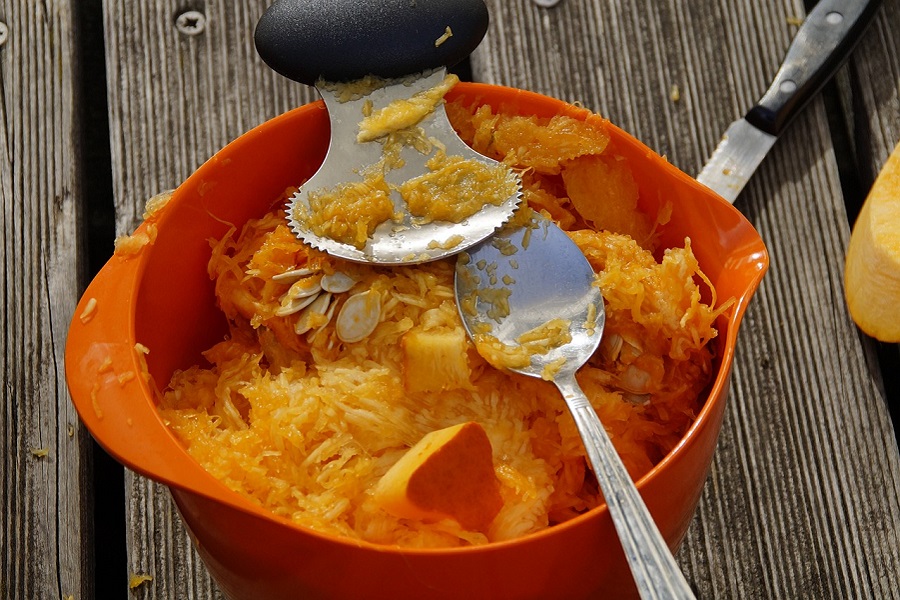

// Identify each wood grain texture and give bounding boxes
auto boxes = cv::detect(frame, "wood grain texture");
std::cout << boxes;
[0,2,93,600]
[473,0,900,598]
[102,0,315,236]
[842,0,900,187]
[94,0,900,598]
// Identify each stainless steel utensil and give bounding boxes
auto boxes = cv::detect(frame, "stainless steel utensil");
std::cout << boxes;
[697,0,882,203]
[255,0,521,264]
[455,213,695,600]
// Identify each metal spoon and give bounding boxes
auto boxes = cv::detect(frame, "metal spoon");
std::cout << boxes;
[454,212,695,599]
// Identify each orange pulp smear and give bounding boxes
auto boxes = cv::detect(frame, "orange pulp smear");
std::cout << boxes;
[300,74,517,249]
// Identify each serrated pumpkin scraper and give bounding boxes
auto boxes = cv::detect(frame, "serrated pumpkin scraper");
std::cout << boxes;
[254,0,521,265]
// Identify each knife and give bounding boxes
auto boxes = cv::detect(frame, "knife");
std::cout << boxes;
[697,0,882,203]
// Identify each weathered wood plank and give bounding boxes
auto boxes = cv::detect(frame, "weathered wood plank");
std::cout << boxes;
[0,1,92,599]
[102,0,315,235]
[842,0,900,187]
[100,1,315,597]
[473,0,900,598]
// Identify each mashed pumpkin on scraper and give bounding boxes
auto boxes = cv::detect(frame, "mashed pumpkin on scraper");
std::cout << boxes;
[297,74,519,250]
[158,99,733,547]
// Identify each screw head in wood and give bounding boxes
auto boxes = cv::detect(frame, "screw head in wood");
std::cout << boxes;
[175,10,206,36]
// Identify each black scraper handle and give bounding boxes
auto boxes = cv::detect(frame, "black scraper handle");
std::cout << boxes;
[744,0,882,136]
[255,0,489,86]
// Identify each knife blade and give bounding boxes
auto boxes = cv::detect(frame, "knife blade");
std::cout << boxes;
[697,0,883,203]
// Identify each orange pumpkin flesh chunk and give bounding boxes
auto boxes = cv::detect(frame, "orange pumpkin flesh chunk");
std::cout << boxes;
[562,154,652,244]
[845,140,900,342]
[401,327,472,393]
[373,422,503,531]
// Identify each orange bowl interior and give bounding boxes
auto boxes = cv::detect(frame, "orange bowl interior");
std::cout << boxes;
[65,82,767,600]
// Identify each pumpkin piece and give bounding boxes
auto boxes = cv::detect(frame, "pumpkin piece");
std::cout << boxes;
[302,176,395,250]
[524,184,578,230]
[473,332,532,371]
[401,327,472,392]
[562,154,652,245]
[490,114,612,175]
[845,140,900,342]
[400,152,518,224]
[356,73,458,142]
[373,422,503,531]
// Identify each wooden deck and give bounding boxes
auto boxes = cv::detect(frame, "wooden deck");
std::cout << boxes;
[4,0,900,597]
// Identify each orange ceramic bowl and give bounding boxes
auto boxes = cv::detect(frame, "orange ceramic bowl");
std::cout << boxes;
[65,83,767,600]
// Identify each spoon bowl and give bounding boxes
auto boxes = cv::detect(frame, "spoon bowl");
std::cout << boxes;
[454,212,604,379]
[455,212,695,599]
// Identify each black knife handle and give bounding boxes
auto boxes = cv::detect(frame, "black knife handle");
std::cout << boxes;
[254,0,489,86]
[744,0,883,136]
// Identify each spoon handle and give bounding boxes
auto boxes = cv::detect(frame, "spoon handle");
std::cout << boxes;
[555,374,696,600]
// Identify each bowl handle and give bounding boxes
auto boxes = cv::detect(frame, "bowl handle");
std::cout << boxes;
[65,251,204,491]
